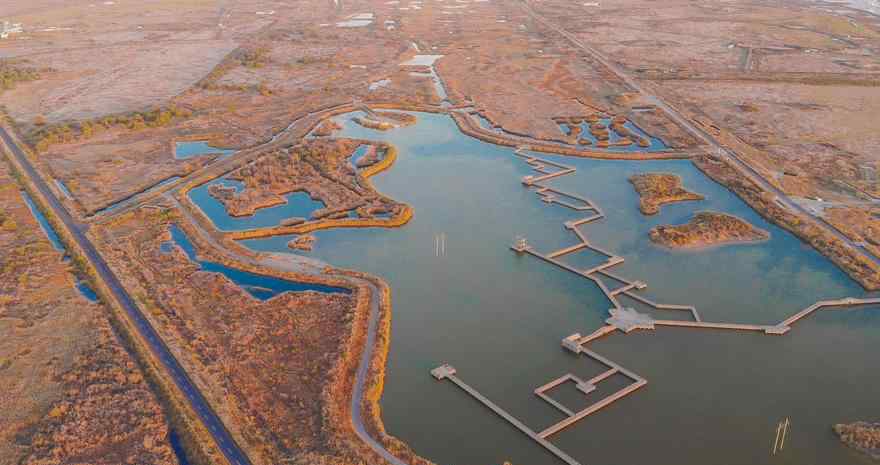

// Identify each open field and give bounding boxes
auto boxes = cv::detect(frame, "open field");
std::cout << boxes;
[0,160,175,465]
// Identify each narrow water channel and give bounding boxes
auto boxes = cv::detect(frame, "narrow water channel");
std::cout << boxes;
[21,190,98,302]
[220,111,880,465]
[162,224,350,299]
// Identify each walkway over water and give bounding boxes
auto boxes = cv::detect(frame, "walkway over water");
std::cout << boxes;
[433,148,880,465]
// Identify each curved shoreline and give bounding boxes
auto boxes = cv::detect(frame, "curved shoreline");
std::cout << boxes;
[168,195,429,465]
[170,103,880,465]
[216,143,415,240]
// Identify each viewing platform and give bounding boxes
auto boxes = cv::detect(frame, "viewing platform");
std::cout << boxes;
[434,150,880,465]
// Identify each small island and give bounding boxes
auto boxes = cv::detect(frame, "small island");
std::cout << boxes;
[629,173,704,215]
[352,111,417,131]
[288,234,316,251]
[833,422,880,459]
[649,211,769,248]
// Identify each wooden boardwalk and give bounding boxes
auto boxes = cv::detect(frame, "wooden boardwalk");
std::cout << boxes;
[430,149,880,465]
[441,372,583,465]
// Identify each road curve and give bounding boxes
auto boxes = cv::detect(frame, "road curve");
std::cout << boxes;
[169,193,408,465]
[520,0,880,269]
[349,280,408,465]
[0,127,253,465]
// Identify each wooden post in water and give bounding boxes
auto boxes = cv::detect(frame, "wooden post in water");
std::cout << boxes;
[771,421,782,456]
[779,417,790,451]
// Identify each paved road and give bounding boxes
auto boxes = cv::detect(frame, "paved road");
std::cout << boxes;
[170,193,407,465]
[349,280,408,465]
[0,127,252,465]
[520,0,880,268]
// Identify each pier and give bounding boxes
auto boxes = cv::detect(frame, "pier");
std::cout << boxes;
[434,366,583,465]
[430,149,880,465]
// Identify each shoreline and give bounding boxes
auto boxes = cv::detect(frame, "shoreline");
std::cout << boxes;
[57,99,880,465]
[648,210,772,250]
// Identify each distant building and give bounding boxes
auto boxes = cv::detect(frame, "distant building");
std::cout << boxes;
[1,21,23,39]
[562,334,582,354]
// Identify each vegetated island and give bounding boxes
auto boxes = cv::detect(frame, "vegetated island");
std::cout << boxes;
[206,138,405,222]
[352,111,417,131]
[650,211,769,248]
[833,422,880,459]
[629,173,704,215]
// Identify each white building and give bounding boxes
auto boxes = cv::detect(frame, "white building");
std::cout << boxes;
[1,21,24,39]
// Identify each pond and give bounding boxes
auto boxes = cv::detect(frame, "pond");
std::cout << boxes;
[187,178,326,232]
[175,141,234,160]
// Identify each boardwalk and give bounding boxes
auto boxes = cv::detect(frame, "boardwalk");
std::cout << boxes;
[436,369,583,465]
[431,148,880,465]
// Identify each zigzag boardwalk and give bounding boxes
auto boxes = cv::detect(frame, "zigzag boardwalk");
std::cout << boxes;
[431,148,880,465]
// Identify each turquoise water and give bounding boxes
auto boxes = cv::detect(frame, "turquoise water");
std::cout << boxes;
[162,224,349,299]
[231,111,879,465]
[174,141,234,160]
[20,190,99,302]
[188,179,326,232]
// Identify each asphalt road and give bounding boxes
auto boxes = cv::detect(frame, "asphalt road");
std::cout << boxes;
[0,127,252,465]
[170,193,407,465]
[521,0,880,269]
[349,280,408,465]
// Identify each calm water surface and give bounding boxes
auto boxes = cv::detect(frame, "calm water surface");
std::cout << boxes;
[163,224,349,299]
[188,179,326,232]
[175,141,234,160]
[232,112,879,465]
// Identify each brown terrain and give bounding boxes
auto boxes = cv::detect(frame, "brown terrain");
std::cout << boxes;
[2,0,880,463]
[206,138,405,223]
[88,207,405,465]
[824,206,880,259]
[649,211,769,248]
[833,422,880,459]
[353,111,417,130]
[629,172,704,215]
[0,163,176,465]
[694,154,880,289]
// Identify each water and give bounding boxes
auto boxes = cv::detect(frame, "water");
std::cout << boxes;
[187,179,326,232]
[162,224,349,300]
[823,0,880,15]
[401,54,444,66]
[20,190,99,302]
[349,144,372,168]
[75,279,98,302]
[168,429,191,465]
[369,79,392,91]
[21,190,65,251]
[174,141,234,160]
[231,111,879,465]
[474,113,503,134]
[54,178,73,200]
[558,118,668,152]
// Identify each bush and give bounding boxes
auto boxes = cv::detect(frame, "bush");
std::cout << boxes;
[28,105,192,152]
